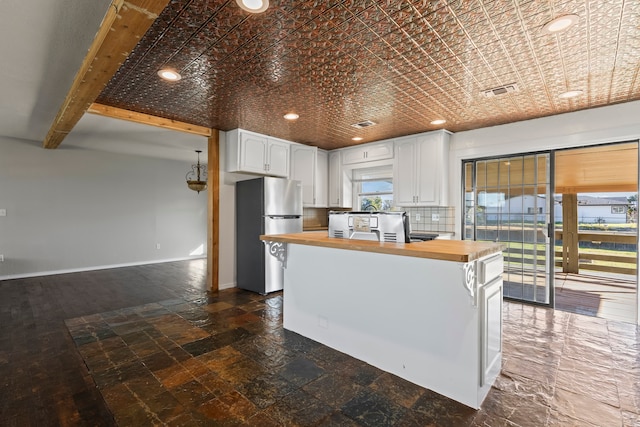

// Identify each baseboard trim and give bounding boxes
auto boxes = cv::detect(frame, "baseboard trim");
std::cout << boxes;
[219,282,236,290]
[0,256,207,281]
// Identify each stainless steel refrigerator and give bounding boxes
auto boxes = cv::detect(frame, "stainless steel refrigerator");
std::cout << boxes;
[236,177,303,294]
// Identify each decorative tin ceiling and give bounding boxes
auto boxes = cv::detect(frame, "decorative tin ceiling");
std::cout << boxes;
[96,0,640,150]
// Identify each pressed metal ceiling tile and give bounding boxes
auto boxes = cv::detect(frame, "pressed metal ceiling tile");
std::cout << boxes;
[94,0,640,149]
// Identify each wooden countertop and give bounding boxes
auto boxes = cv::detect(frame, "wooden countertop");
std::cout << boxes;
[260,231,503,263]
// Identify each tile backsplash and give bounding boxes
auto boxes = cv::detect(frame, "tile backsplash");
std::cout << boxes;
[304,206,455,234]
[403,206,455,234]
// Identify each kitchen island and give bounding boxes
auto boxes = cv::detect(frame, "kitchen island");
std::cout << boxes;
[260,231,504,409]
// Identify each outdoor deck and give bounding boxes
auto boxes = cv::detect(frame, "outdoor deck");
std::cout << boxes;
[504,271,637,324]
[555,271,637,324]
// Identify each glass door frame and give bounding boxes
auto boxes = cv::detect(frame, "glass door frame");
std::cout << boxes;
[462,150,555,308]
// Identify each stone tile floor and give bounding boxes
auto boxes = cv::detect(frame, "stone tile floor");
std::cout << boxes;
[65,288,640,426]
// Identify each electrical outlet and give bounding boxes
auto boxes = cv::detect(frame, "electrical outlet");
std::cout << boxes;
[156,243,161,250]
[415,213,421,221]
[0,209,6,217]
[0,255,4,262]
[432,213,440,221]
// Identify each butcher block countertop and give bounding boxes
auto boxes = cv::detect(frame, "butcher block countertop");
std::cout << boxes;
[260,231,503,263]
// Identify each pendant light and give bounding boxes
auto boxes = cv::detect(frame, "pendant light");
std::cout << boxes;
[186,150,207,193]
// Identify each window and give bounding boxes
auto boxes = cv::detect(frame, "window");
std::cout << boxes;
[352,165,393,211]
[612,205,625,214]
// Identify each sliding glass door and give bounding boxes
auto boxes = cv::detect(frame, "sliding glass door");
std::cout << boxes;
[464,153,554,306]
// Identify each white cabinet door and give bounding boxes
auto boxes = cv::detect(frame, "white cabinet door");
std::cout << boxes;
[394,137,418,206]
[315,149,328,207]
[328,151,351,208]
[328,151,341,206]
[416,133,440,205]
[341,146,367,164]
[365,141,394,162]
[393,131,449,207]
[266,138,290,177]
[342,141,393,165]
[239,132,269,174]
[291,145,317,206]
[480,276,503,387]
[226,129,291,176]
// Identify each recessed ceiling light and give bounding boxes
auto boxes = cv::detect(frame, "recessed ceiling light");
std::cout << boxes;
[157,68,181,81]
[542,14,579,34]
[352,137,363,141]
[236,0,269,13]
[430,119,447,125]
[559,90,583,99]
[283,113,299,120]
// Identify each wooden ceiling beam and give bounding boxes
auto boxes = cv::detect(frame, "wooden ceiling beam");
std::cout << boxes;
[43,0,170,149]
[88,103,212,137]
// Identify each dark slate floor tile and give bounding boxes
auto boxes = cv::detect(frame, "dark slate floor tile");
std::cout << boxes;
[181,336,219,357]
[264,389,334,426]
[407,389,477,427]
[237,372,297,409]
[341,388,407,427]
[303,373,363,409]
[369,372,425,408]
[5,260,638,427]
[278,356,326,387]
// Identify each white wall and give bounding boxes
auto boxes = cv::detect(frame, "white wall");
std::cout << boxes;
[0,131,208,280]
[449,101,640,237]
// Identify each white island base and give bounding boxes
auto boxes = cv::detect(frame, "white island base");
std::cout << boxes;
[280,242,503,409]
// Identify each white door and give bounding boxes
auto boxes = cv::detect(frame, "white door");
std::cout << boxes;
[464,153,553,306]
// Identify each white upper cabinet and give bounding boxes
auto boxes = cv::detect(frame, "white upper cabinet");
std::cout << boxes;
[265,138,290,177]
[341,141,394,165]
[394,131,450,206]
[316,149,328,207]
[226,129,290,177]
[290,144,328,207]
[291,144,316,205]
[328,150,352,208]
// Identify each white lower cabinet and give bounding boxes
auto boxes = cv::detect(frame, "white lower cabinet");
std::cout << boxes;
[290,144,328,207]
[226,129,290,177]
[480,276,503,386]
[477,253,503,387]
[328,151,352,208]
[394,131,450,206]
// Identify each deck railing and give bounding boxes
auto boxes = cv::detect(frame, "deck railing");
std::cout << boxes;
[555,230,637,276]
[500,231,637,276]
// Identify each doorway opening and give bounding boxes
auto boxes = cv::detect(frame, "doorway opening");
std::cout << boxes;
[554,142,638,323]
